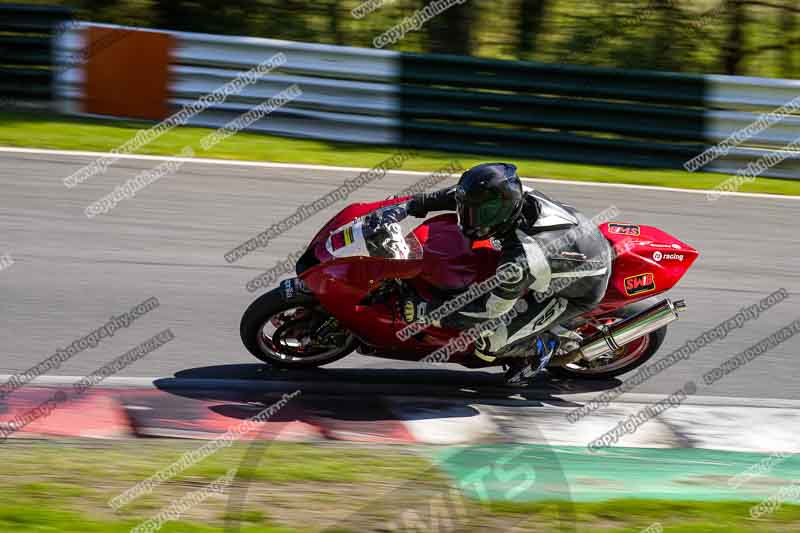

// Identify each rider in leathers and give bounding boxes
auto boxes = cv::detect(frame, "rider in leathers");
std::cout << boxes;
[387,163,612,386]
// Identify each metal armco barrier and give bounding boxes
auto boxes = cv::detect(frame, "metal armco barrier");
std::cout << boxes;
[398,52,706,169]
[51,23,800,178]
[398,53,799,177]
[0,4,72,105]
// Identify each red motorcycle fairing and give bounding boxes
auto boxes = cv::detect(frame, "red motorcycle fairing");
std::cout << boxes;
[302,254,433,358]
[590,222,699,315]
[301,198,499,363]
[305,197,410,266]
[299,202,698,365]
[410,214,501,294]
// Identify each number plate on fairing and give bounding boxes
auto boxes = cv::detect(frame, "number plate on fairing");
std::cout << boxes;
[281,278,311,299]
[325,221,370,258]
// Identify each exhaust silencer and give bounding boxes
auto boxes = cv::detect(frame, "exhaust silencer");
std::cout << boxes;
[569,299,686,363]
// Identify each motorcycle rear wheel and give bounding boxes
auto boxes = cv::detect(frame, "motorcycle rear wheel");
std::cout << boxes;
[548,301,668,380]
[240,284,357,368]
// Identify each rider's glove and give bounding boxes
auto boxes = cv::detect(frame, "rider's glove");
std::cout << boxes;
[398,294,426,324]
[406,198,428,218]
[376,203,408,225]
[382,197,426,218]
[380,203,409,224]
[396,294,441,328]
[363,204,409,235]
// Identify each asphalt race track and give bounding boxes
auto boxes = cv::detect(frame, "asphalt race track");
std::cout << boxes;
[1,148,799,400]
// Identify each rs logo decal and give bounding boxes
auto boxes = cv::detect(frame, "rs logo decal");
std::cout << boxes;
[624,273,656,296]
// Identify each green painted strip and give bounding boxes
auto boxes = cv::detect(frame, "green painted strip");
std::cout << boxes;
[402,86,706,142]
[432,445,800,503]
[399,51,709,169]
[0,6,72,105]
[0,36,52,67]
[0,4,72,35]
[401,52,706,106]
[0,68,52,101]
[401,121,704,169]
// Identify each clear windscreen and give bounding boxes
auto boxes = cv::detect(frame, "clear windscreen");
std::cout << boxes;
[325,206,423,261]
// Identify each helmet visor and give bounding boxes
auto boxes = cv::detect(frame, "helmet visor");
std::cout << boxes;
[456,188,507,239]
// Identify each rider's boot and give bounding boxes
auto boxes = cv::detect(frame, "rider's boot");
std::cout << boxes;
[503,333,559,387]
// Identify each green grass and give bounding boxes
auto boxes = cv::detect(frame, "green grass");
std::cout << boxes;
[487,499,800,532]
[1,440,800,532]
[1,110,799,196]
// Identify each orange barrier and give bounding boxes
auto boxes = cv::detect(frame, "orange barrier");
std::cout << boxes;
[84,26,173,120]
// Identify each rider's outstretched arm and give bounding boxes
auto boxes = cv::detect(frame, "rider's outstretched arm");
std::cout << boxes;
[407,186,457,218]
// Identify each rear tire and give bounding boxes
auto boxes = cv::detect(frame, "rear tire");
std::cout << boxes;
[548,301,668,380]
[240,284,357,368]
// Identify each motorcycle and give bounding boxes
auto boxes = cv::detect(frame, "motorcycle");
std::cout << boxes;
[240,195,698,380]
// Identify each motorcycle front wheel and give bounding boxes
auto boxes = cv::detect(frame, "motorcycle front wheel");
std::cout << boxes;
[240,282,358,368]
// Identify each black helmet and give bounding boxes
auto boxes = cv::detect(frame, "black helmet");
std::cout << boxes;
[455,163,523,240]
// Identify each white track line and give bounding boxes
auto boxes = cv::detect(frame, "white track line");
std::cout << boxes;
[1,146,798,201]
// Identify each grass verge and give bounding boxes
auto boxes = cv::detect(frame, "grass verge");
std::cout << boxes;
[1,440,799,532]
[1,111,799,196]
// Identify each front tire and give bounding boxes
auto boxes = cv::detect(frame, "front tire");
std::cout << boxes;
[240,284,357,368]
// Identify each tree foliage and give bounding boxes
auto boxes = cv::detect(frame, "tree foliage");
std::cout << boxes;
[13,0,799,77]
